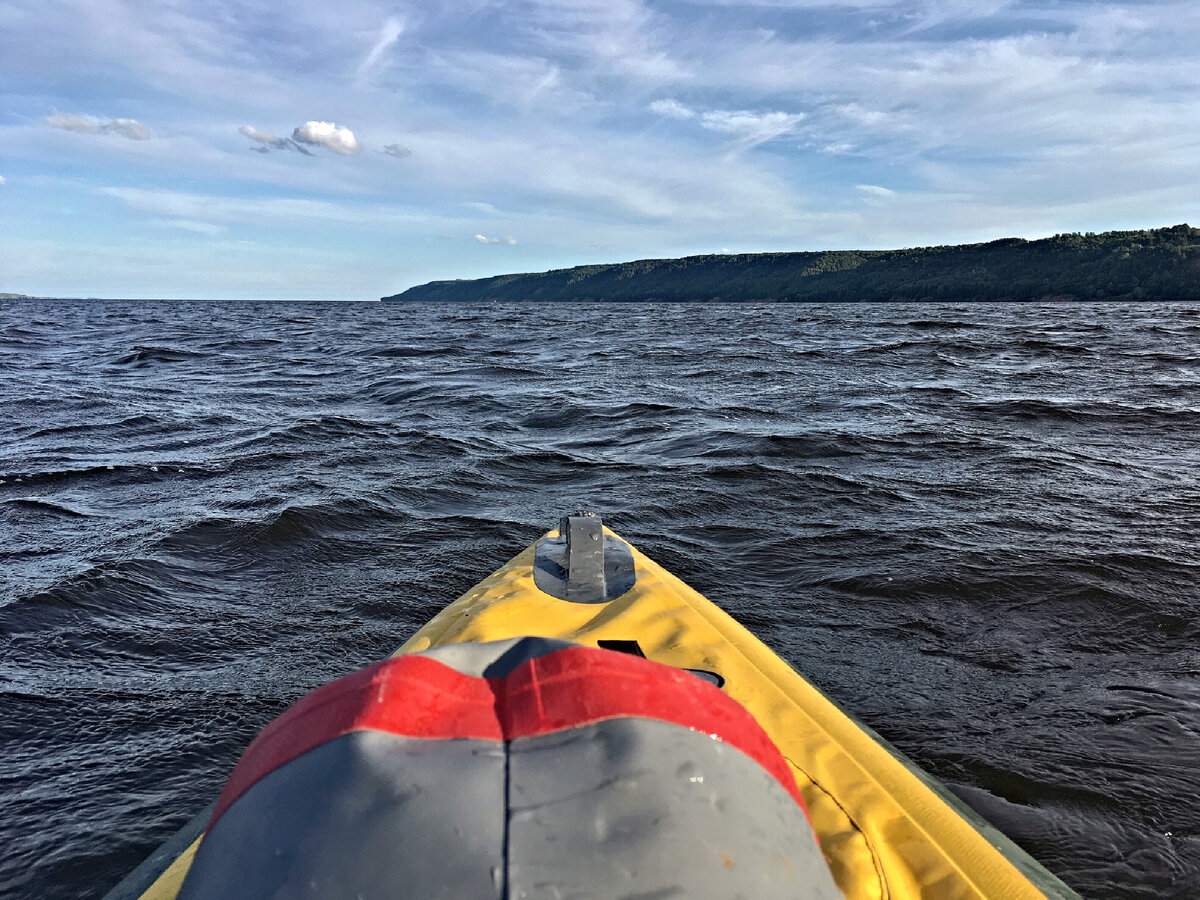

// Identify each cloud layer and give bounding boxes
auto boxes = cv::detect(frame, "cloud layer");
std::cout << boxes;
[6,1,1200,297]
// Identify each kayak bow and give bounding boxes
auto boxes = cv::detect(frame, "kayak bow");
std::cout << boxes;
[106,515,1078,900]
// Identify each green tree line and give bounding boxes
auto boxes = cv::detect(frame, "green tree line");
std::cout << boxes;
[382,224,1200,303]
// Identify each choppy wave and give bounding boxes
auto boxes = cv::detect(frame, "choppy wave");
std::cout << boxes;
[114,345,208,366]
[1,298,1198,898]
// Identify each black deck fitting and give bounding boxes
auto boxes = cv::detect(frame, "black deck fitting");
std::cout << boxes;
[533,513,636,604]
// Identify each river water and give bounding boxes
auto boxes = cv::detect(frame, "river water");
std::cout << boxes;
[1,299,1198,898]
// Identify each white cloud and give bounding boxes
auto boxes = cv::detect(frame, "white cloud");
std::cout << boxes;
[649,99,805,148]
[699,109,805,146]
[242,121,368,160]
[474,233,517,245]
[856,184,896,197]
[649,98,696,119]
[358,17,404,82]
[240,125,278,144]
[0,176,6,185]
[46,113,151,140]
[382,143,412,159]
[292,121,360,156]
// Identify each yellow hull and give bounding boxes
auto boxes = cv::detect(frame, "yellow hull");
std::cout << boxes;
[118,522,1075,900]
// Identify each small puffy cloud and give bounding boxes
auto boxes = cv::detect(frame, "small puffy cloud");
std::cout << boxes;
[239,124,313,155]
[0,176,6,185]
[856,184,897,198]
[292,121,360,156]
[474,234,517,245]
[649,98,696,120]
[46,113,151,140]
[382,143,412,159]
[240,125,277,143]
[699,109,805,146]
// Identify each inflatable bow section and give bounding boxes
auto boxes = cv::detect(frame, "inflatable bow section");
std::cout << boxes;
[179,637,841,899]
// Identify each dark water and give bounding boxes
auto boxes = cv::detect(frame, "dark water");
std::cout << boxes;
[2,299,1198,899]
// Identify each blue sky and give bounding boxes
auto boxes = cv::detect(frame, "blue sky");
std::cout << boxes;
[2,0,1198,299]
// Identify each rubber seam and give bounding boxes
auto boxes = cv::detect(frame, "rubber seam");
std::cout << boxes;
[785,753,888,900]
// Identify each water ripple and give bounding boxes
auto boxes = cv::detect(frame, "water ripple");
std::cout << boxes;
[1,299,1198,899]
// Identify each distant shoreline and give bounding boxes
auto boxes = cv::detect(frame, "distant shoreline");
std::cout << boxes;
[383,224,1200,304]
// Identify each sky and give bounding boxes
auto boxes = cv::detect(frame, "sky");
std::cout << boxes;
[2,0,1199,300]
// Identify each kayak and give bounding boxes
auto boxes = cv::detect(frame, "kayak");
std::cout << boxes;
[106,515,1078,899]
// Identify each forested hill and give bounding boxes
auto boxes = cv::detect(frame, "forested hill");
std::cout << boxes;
[383,224,1200,303]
